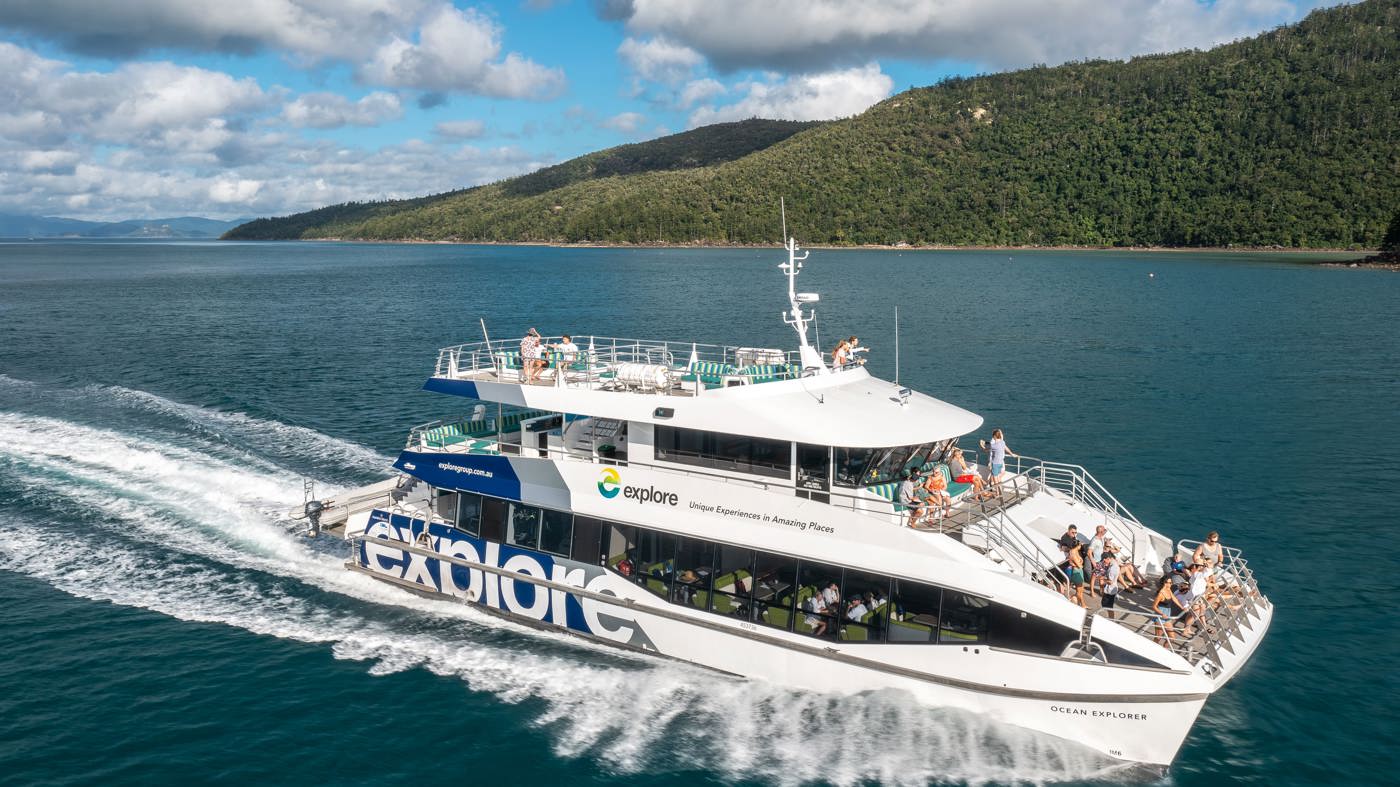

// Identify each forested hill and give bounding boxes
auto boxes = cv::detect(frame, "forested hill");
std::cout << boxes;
[226,0,1400,248]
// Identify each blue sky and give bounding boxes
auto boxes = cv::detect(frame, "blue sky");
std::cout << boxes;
[0,1,1341,221]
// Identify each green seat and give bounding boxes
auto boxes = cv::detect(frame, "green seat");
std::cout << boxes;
[690,589,711,610]
[888,618,935,643]
[496,351,522,370]
[645,577,667,597]
[839,624,870,642]
[936,463,973,499]
[762,605,791,629]
[738,364,787,384]
[683,360,736,388]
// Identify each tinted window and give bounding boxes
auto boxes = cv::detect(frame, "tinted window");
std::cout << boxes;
[988,604,1077,657]
[794,561,841,639]
[889,579,941,643]
[508,503,541,550]
[840,570,890,643]
[602,523,639,575]
[434,491,458,523]
[455,492,483,537]
[655,426,791,478]
[633,529,678,601]
[570,515,605,563]
[479,497,507,542]
[539,509,573,557]
[709,544,754,618]
[673,536,716,611]
[751,552,799,632]
[939,591,990,643]
[834,442,939,487]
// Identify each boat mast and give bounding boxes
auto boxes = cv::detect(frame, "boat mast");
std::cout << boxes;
[778,203,825,372]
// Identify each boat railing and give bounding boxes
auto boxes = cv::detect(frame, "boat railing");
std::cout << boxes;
[936,485,1074,592]
[433,335,807,392]
[961,447,1164,571]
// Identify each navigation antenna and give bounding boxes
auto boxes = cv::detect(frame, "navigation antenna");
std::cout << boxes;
[778,200,826,372]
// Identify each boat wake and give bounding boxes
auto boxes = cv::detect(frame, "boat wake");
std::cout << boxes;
[0,380,1130,785]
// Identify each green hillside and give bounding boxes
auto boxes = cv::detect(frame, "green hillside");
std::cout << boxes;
[227,0,1400,249]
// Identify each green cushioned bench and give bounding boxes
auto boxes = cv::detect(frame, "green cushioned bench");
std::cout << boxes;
[736,364,799,384]
[681,360,736,388]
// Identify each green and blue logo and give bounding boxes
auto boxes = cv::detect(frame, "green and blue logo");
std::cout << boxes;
[597,467,621,498]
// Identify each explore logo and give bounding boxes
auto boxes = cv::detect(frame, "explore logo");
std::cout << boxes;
[597,467,621,498]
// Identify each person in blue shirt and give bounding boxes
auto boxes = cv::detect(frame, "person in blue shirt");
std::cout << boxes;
[980,428,1019,485]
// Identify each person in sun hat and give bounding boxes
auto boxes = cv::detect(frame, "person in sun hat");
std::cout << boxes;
[520,327,545,383]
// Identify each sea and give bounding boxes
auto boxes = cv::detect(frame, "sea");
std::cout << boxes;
[0,240,1395,786]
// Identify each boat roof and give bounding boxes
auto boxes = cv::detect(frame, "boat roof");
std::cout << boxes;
[426,366,984,447]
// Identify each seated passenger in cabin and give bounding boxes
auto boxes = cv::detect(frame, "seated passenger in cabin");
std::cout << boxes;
[821,581,840,608]
[804,593,829,636]
[847,596,869,621]
[947,448,988,499]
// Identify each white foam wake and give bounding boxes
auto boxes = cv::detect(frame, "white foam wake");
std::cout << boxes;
[0,408,1121,785]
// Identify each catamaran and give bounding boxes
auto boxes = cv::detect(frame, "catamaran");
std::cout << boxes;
[306,238,1271,770]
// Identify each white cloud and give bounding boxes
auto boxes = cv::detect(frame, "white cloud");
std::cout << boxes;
[688,64,893,127]
[281,91,403,128]
[600,111,646,133]
[678,78,725,108]
[614,0,1321,72]
[617,36,703,84]
[19,149,80,173]
[434,119,488,139]
[359,5,565,98]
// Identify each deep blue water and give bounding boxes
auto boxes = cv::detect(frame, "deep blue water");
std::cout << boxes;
[0,240,1396,786]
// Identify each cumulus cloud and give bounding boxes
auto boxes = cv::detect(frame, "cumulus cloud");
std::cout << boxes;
[688,64,893,127]
[600,111,646,133]
[678,78,725,108]
[617,36,703,84]
[0,1,567,99]
[610,0,1320,72]
[281,91,403,128]
[434,119,488,139]
[359,5,565,97]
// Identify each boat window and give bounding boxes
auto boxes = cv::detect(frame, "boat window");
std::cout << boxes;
[455,492,483,537]
[751,552,799,632]
[602,523,639,575]
[479,497,508,543]
[888,579,941,643]
[538,508,573,558]
[987,604,1078,657]
[654,426,791,479]
[569,515,606,563]
[633,529,678,601]
[939,591,990,644]
[673,536,717,611]
[839,570,890,643]
[833,442,939,487]
[1092,638,1171,670]
[507,503,542,550]
[434,490,458,523]
[709,544,755,618]
[794,561,842,639]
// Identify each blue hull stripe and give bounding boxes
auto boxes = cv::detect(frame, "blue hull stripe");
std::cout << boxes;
[423,377,479,398]
[394,450,522,500]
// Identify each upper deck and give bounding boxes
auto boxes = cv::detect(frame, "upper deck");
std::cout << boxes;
[426,335,984,447]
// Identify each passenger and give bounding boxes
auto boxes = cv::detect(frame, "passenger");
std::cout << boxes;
[1181,562,1210,636]
[1100,552,1120,619]
[554,334,580,363]
[1111,547,1146,590]
[1193,531,1229,601]
[1057,524,1080,557]
[1150,575,1185,646]
[947,448,988,500]
[847,596,869,621]
[831,338,851,368]
[520,327,545,383]
[1067,541,1088,607]
[804,592,829,636]
[897,470,925,527]
[821,581,840,609]
[846,336,868,366]
[1088,525,1107,595]
[923,468,952,518]
[980,428,1019,487]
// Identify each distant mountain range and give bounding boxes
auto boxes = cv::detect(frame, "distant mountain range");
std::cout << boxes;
[227,0,1398,249]
[0,213,248,239]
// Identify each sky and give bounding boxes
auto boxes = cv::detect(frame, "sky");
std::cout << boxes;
[0,0,1345,222]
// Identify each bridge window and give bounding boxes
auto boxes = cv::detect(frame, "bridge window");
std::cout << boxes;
[834,442,943,487]
[655,426,791,478]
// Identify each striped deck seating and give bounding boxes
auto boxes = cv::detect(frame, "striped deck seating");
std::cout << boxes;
[681,360,736,388]
[737,364,797,384]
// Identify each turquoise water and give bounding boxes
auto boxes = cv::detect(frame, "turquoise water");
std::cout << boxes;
[0,240,1395,785]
